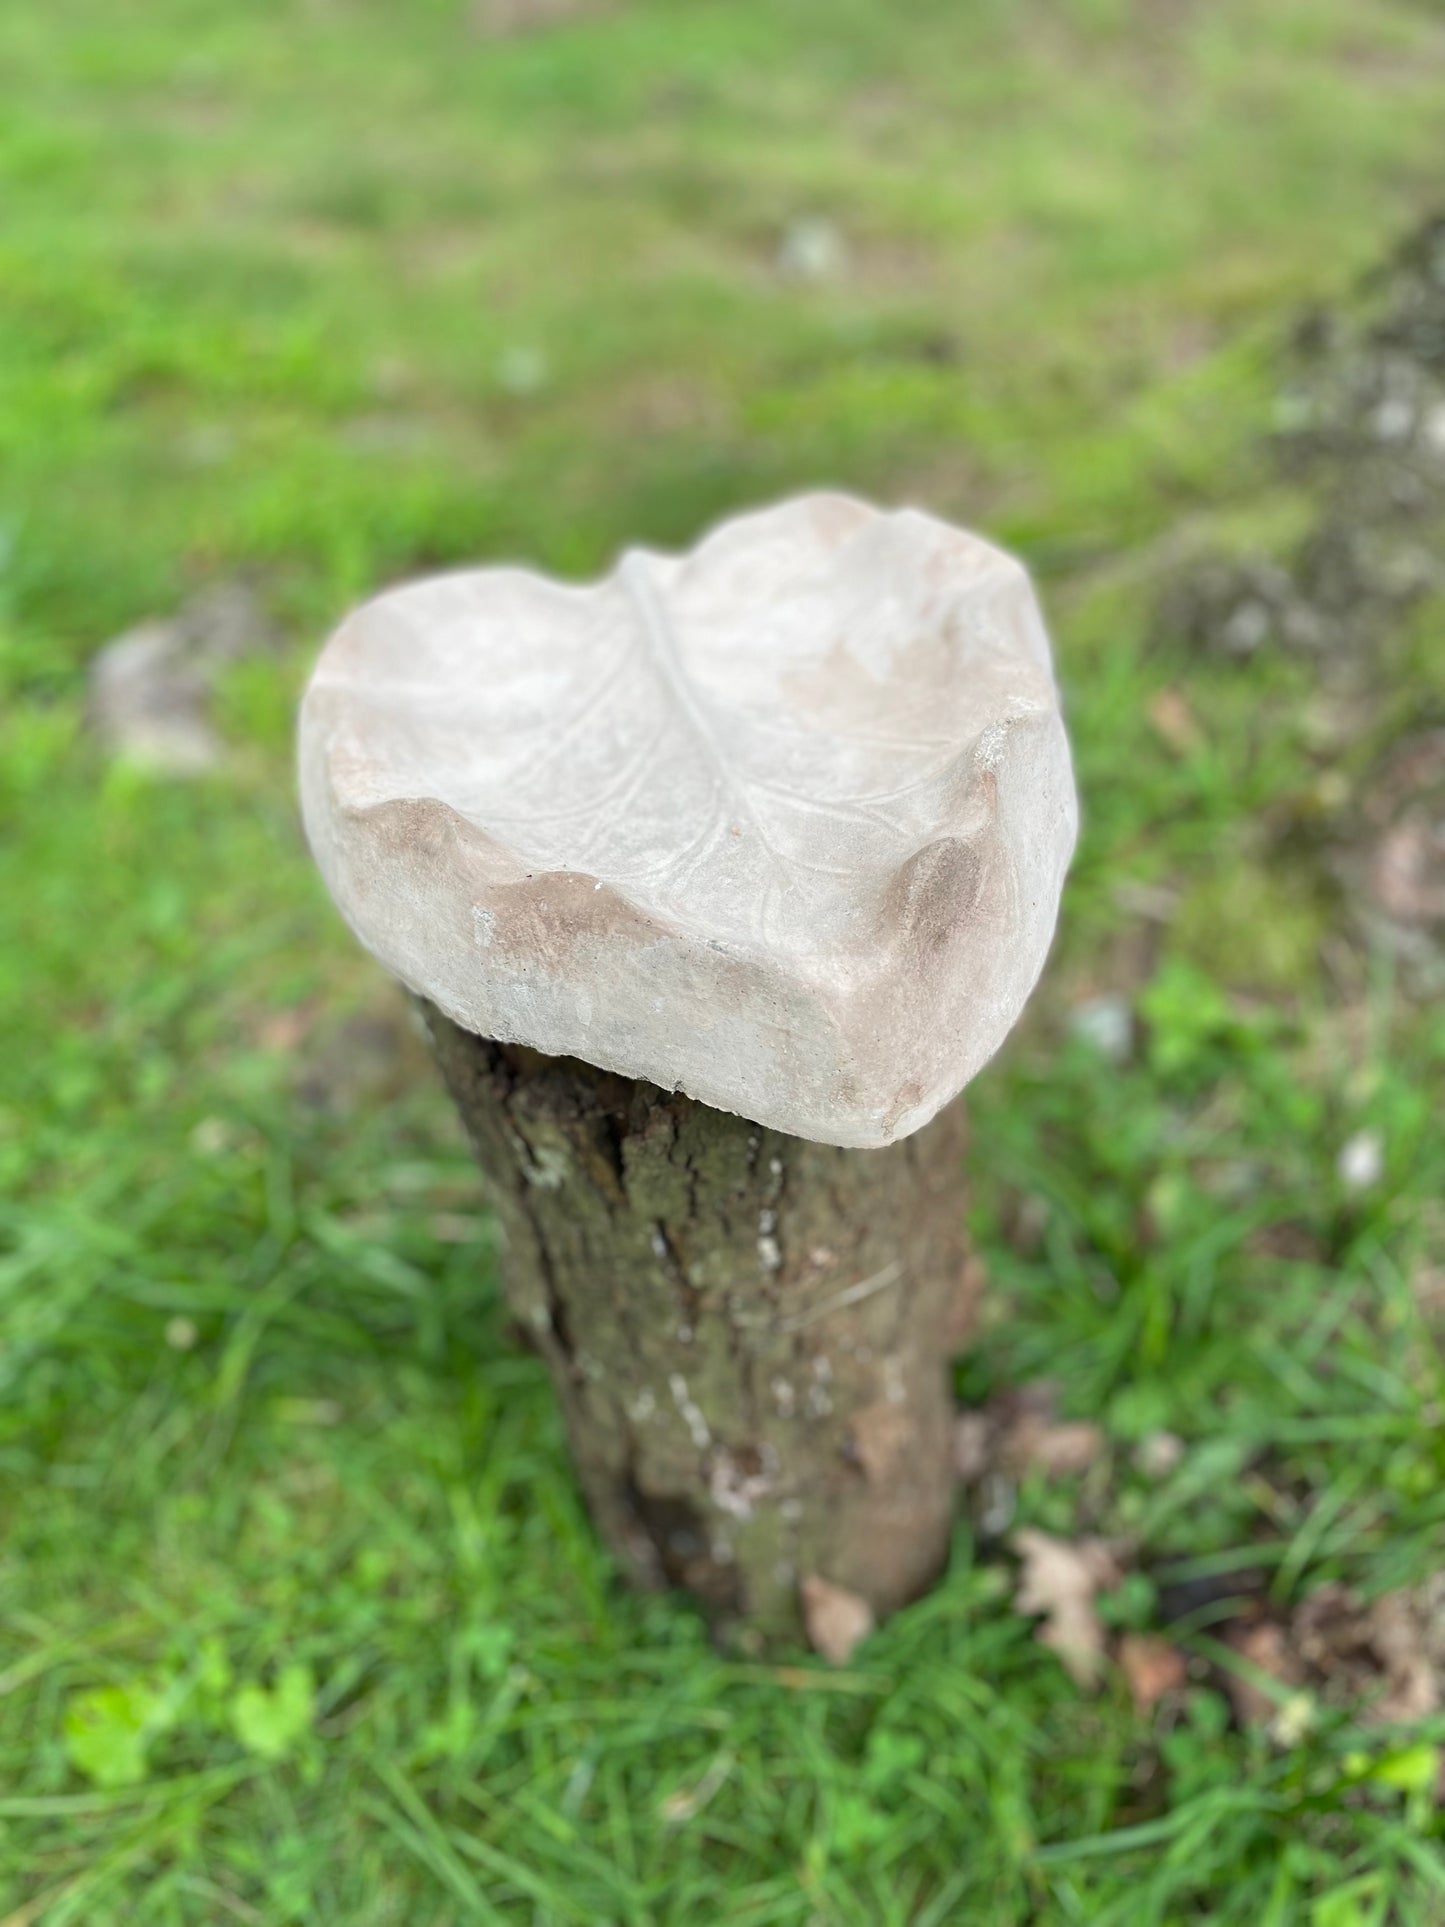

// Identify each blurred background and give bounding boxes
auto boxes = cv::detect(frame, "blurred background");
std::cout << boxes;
[3,1,1445,1920]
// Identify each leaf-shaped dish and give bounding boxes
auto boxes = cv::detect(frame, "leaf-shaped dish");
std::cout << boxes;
[299,493,1077,1146]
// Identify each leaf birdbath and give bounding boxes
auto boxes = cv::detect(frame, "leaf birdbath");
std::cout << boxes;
[300,493,1077,1646]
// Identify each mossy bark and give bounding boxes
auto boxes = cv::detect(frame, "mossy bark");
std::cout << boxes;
[421,1003,977,1647]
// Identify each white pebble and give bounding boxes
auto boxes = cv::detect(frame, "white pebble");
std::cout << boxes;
[1337,1129,1384,1193]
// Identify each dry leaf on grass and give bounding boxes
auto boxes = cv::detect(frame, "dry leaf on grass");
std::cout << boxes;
[953,1411,992,1482]
[956,1380,1106,1486]
[1364,1591,1440,1724]
[1225,1578,1445,1734]
[1293,1580,1444,1725]
[1146,687,1204,756]
[1012,1417,1106,1479]
[1011,1529,1122,1688]
[1118,1634,1188,1713]
[801,1576,875,1666]
[1224,1620,1308,1730]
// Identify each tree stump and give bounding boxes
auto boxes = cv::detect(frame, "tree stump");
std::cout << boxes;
[423,1003,978,1646]
[300,495,1077,1644]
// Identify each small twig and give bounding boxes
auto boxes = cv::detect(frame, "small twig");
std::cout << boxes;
[779,1258,905,1333]
[659,1749,734,1825]
[733,1259,905,1334]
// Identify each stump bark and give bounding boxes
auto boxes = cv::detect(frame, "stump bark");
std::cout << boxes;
[422,1002,978,1646]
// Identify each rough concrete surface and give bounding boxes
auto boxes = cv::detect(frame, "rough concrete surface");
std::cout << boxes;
[300,494,1077,1145]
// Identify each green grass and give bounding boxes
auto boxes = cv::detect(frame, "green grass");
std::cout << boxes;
[4,0,1445,1919]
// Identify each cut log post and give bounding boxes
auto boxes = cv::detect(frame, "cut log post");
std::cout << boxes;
[423,1005,977,1645]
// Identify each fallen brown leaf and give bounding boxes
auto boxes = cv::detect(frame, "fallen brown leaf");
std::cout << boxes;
[956,1381,1106,1487]
[801,1576,875,1666]
[1147,687,1205,756]
[1118,1633,1188,1714]
[1222,1579,1445,1736]
[1010,1417,1106,1480]
[1224,1619,1308,1730]
[1366,1591,1440,1724]
[1290,1580,1445,1725]
[953,1411,992,1482]
[1012,1528,1121,1688]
